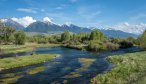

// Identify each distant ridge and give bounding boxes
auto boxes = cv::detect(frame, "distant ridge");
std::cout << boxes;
[0,18,138,38]
[1,19,24,30]
[24,21,91,33]
[100,29,138,38]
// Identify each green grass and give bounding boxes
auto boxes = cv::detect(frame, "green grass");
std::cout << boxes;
[0,54,59,71]
[0,43,61,53]
[64,44,87,50]
[78,58,96,72]
[91,51,146,84]
[27,66,45,75]
[0,75,22,84]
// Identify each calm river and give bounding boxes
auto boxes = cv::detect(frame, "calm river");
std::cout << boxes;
[0,47,139,84]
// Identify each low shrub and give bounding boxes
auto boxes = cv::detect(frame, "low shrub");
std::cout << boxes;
[105,42,119,51]
[119,40,133,48]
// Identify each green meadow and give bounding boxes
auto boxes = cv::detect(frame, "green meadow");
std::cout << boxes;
[91,51,146,84]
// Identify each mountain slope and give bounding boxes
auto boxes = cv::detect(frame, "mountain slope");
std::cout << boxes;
[0,19,137,38]
[25,21,91,33]
[61,24,91,33]
[0,21,4,28]
[25,21,63,33]
[1,19,24,30]
[100,29,138,38]
[24,21,138,37]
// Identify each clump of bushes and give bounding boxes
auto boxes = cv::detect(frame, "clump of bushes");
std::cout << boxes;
[14,31,26,45]
[37,38,48,44]
[119,40,133,48]
[105,42,119,50]
[48,35,61,44]
[0,26,27,45]
[87,41,103,51]
[88,40,120,52]
[27,35,48,44]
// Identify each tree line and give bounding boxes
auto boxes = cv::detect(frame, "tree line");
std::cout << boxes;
[0,26,26,45]
[0,25,146,51]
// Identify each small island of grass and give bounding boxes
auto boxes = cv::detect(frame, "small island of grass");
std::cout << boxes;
[0,54,59,71]
[0,43,61,54]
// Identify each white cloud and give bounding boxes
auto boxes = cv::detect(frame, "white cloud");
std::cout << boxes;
[106,22,146,35]
[11,16,36,27]
[16,8,37,14]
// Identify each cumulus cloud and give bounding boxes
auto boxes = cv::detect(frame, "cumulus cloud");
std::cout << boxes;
[11,16,36,27]
[16,8,37,14]
[43,17,52,22]
[106,22,146,35]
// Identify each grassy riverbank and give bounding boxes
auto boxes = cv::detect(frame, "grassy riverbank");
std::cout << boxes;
[64,44,86,50]
[0,54,58,71]
[0,43,61,54]
[91,51,146,84]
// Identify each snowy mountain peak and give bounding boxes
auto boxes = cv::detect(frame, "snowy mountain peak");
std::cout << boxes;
[0,18,25,30]
[106,23,146,35]
[43,17,53,24]
[64,22,72,27]
[1,18,8,22]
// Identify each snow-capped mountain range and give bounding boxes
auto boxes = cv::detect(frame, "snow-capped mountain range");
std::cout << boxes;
[0,18,139,37]
[104,22,146,35]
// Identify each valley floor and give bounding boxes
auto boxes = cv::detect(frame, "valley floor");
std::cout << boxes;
[91,51,146,84]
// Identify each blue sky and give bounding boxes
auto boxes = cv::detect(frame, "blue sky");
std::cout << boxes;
[1,0,146,31]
